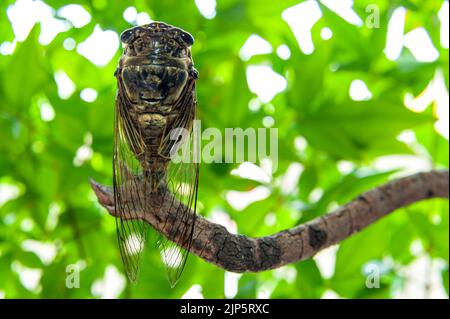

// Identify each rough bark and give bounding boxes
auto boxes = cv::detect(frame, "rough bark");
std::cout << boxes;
[90,170,449,272]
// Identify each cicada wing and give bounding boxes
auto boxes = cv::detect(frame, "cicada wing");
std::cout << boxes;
[113,76,149,283]
[158,150,199,287]
[157,79,199,287]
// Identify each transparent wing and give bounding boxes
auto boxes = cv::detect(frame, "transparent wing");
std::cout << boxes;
[157,79,199,287]
[113,75,149,283]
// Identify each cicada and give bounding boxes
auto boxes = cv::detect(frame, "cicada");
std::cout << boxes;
[113,22,199,286]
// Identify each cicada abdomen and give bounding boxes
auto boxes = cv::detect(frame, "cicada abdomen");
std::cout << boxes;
[113,22,199,286]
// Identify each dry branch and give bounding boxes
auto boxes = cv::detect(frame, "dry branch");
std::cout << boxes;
[90,170,449,272]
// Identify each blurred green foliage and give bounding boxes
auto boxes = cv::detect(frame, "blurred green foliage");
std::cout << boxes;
[0,0,448,298]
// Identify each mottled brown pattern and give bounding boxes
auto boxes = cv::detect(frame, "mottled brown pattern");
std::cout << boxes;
[91,170,449,272]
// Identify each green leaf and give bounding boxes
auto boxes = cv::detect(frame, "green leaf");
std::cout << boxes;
[331,219,391,297]
[236,274,258,298]
[1,26,50,108]
[442,267,449,297]
[294,260,324,298]
[298,165,318,201]
[298,98,433,160]
[16,250,43,268]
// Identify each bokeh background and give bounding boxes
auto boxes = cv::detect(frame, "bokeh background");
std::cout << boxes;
[0,0,448,298]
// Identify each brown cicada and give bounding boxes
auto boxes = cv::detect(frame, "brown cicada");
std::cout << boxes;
[113,22,199,286]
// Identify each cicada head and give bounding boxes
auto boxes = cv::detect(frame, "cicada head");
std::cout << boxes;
[117,22,198,108]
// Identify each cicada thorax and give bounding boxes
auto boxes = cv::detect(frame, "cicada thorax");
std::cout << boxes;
[116,22,197,192]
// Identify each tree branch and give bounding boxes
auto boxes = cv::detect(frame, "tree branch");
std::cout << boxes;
[90,170,449,272]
